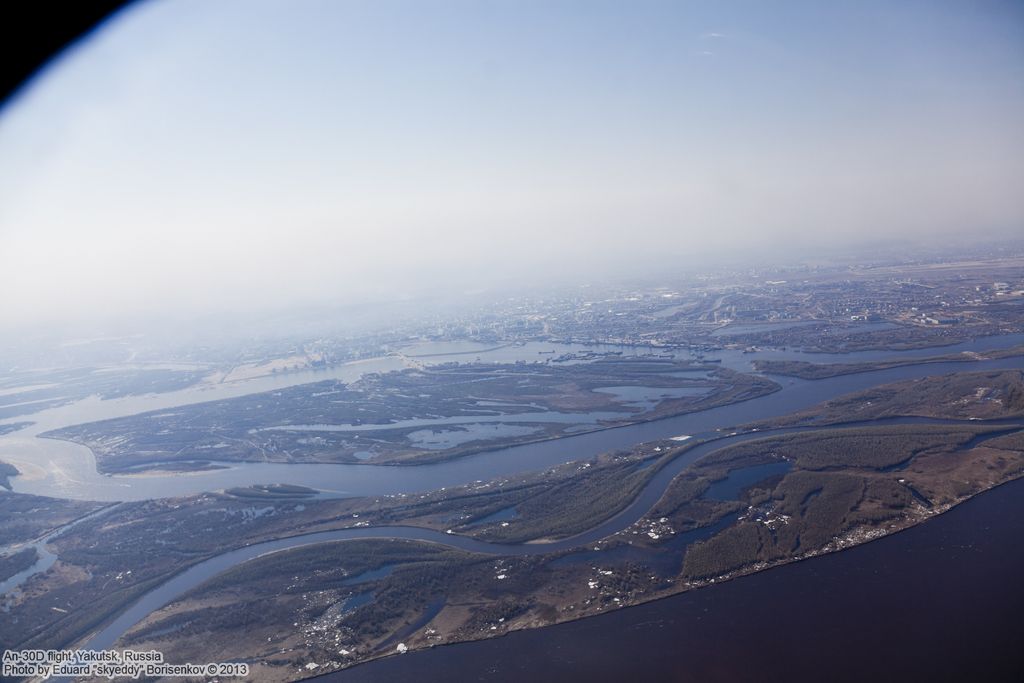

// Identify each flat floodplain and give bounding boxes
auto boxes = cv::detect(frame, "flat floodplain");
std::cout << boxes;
[327,474,1024,683]
[40,359,775,471]
[1,258,1023,679]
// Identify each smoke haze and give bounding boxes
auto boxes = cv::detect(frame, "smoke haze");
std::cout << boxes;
[1,0,1022,329]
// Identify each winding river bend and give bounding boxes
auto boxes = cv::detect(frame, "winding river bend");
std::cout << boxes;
[79,413,1022,652]
[327,474,1024,683]
[2,335,1023,502]
[1,335,1021,654]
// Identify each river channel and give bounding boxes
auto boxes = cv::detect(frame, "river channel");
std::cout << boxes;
[2,334,1021,659]
[328,475,1024,682]
[76,411,1022,653]
[1,334,1022,502]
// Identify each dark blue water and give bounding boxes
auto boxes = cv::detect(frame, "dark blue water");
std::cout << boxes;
[342,565,395,585]
[703,461,792,501]
[51,345,1024,661]
[340,591,375,614]
[468,505,517,526]
[324,476,1024,683]
[78,415,1019,653]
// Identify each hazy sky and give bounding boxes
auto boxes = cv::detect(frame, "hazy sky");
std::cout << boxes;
[1,0,1022,327]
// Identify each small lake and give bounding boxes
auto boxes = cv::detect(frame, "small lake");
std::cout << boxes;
[324,476,1024,683]
[66,413,1024,653]
[467,506,517,526]
[703,460,792,501]
[406,424,542,450]
[0,333,1021,502]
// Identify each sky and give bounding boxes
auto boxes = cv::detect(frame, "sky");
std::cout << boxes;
[0,0,1022,328]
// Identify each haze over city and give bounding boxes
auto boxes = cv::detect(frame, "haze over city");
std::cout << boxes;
[2,4,1024,680]
[1,0,1022,328]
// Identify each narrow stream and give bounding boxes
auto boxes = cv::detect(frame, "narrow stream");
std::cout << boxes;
[77,414,1020,652]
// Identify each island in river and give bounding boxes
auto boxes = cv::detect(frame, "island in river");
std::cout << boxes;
[1,254,1024,680]
[2,369,1022,682]
[40,359,776,472]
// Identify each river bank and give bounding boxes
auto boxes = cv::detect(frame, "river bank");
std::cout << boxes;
[327,474,1024,682]
[2,354,1023,502]
[54,415,1021,678]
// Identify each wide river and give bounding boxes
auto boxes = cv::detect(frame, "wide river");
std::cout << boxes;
[0,332,1009,658]
[76,412,1020,655]
[2,333,1023,502]
[328,474,1024,682]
